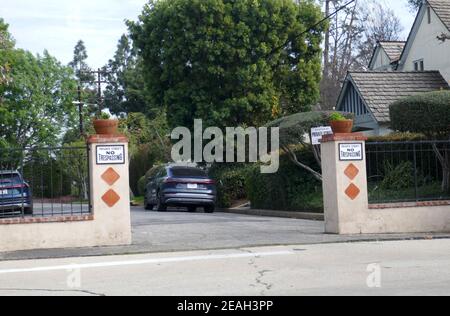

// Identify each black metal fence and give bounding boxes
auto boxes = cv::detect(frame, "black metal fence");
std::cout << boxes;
[0,147,91,219]
[366,141,450,204]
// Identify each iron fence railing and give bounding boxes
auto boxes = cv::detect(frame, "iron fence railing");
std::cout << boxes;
[366,140,450,204]
[0,146,91,219]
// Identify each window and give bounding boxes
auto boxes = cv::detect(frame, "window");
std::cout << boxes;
[170,167,207,178]
[414,60,424,71]
[427,7,432,24]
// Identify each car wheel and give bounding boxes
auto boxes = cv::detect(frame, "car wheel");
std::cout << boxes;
[24,207,33,215]
[144,200,154,211]
[205,206,215,213]
[187,206,196,213]
[156,193,166,212]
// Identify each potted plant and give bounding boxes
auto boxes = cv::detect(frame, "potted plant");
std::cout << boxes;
[93,112,119,135]
[329,112,353,134]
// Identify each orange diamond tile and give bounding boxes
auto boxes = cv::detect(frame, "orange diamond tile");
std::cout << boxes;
[102,189,121,207]
[101,168,120,186]
[344,163,359,180]
[345,183,360,200]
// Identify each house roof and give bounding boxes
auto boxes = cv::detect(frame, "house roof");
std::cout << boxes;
[428,0,450,31]
[378,41,406,63]
[346,71,450,123]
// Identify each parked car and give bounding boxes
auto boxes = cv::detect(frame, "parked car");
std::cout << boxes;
[144,165,216,213]
[0,170,33,215]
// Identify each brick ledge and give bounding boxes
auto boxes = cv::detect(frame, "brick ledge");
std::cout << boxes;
[87,134,129,144]
[369,200,450,210]
[0,215,94,225]
[321,133,368,143]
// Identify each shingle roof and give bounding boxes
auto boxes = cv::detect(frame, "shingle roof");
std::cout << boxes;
[379,41,406,63]
[428,0,450,31]
[349,71,450,123]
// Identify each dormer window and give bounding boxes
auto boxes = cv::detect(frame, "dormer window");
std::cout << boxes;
[414,59,425,71]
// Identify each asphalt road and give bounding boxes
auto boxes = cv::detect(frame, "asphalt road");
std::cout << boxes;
[0,239,449,296]
[2,206,450,261]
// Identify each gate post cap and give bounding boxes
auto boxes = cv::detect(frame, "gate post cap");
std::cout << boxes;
[87,134,129,144]
[321,133,368,143]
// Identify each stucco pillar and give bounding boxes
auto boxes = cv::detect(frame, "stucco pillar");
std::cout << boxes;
[321,133,369,234]
[87,134,132,245]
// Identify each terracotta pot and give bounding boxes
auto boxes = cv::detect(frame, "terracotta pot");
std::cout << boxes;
[93,119,119,135]
[330,119,354,134]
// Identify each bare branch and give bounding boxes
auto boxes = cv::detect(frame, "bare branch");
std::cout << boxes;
[281,145,323,182]
[437,33,450,42]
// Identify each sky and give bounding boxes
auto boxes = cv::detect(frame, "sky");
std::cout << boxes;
[1,0,416,69]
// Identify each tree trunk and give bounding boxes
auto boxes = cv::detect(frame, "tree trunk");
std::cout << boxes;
[432,143,450,194]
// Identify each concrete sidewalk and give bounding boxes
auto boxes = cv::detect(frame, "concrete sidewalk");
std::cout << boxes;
[1,207,449,262]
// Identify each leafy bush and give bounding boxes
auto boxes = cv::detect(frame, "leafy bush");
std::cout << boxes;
[245,146,323,212]
[380,161,415,191]
[367,132,426,143]
[137,175,146,196]
[209,164,250,208]
[390,91,450,139]
[329,112,347,121]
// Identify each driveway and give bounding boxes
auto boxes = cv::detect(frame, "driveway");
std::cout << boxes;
[1,206,450,261]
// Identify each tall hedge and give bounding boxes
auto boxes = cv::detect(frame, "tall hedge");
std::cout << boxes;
[390,91,450,139]
[245,146,323,212]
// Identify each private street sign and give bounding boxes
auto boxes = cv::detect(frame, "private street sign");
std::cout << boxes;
[96,145,125,165]
[311,126,333,145]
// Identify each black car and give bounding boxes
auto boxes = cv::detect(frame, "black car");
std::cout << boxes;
[0,170,33,215]
[144,165,216,213]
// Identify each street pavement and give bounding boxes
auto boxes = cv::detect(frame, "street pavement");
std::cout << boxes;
[0,239,449,296]
[1,206,450,261]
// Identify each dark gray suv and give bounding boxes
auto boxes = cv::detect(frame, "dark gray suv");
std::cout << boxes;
[144,165,217,213]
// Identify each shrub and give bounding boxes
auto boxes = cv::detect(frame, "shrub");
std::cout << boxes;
[209,164,250,208]
[245,146,323,212]
[137,175,147,196]
[390,91,450,139]
[380,161,415,191]
[367,132,426,143]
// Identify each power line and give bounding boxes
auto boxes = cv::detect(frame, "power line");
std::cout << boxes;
[267,0,356,58]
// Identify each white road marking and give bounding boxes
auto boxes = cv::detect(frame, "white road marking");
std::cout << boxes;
[0,251,294,275]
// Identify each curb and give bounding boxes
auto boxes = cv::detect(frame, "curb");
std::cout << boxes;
[221,208,324,221]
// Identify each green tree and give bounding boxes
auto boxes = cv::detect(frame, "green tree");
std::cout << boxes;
[0,19,14,86]
[69,40,94,84]
[129,0,325,129]
[103,35,149,116]
[0,48,78,148]
[119,112,171,195]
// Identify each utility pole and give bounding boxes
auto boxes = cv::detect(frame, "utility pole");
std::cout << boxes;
[77,85,84,134]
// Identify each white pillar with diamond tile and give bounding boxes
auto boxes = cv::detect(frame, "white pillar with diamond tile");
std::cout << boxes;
[87,135,132,246]
[321,133,369,234]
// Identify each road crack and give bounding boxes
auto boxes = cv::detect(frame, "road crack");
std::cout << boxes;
[240,248,274,295]
[0,288,106,296]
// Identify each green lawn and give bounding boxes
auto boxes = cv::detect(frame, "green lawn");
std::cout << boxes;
[132,196,145,206]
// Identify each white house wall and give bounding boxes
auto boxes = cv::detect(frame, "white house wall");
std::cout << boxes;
[401,7,450,83]
[371,48,393,71]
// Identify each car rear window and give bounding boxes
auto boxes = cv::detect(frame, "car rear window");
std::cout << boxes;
[171,168,207,178]
[0,174,22,186]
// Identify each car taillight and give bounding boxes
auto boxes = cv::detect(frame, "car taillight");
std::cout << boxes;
[163,178,179,184]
